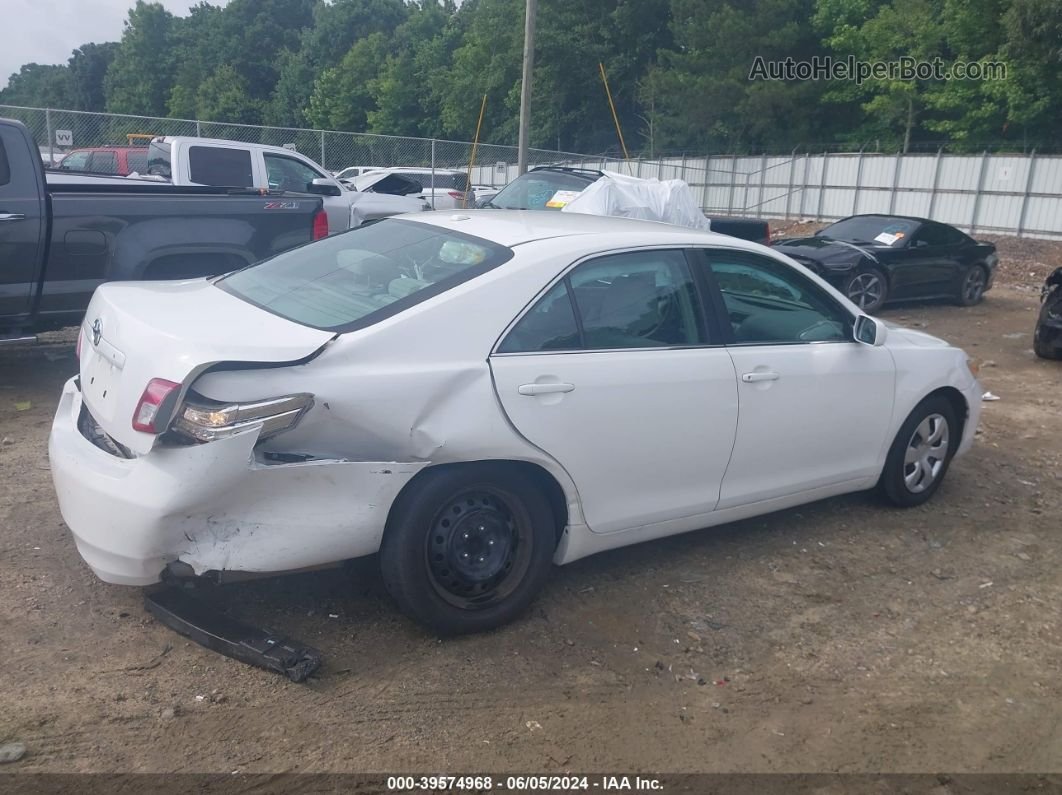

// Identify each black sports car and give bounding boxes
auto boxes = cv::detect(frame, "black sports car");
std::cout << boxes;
[1034,267,1062,360]
[774,214,998,313]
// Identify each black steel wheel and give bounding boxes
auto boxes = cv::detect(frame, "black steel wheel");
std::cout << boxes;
[380,464,556,635]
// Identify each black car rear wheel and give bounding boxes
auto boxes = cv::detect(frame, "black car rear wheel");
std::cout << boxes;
[844,267,888,313]
[957,265,988,306]
[380,464,556,635]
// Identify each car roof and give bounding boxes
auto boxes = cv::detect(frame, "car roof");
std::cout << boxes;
[398,208,756,249]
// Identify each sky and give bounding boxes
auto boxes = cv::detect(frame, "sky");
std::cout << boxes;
[0,0,223,90]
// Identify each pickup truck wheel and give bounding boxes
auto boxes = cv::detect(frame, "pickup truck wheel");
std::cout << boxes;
[878,396,958,508]
[380,464,556,635]
[844,267,888,313]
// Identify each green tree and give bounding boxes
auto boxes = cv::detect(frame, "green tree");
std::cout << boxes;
[646,0,836,154]
[104,1,177,115]
[67,42,119,111]
[0,63,73,107]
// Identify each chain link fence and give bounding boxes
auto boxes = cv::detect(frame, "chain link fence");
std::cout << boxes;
[0,104,610,188]
[5,104,1059,238]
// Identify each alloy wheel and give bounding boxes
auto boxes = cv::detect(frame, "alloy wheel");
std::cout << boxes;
[963,268,986,304]
[848,272,884,310]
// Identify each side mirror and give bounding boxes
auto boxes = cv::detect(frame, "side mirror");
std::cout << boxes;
[307,177,342,197]
[854,315,887,347]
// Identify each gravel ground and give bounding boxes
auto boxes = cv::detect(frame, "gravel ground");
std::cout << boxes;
[1,241,1060,775]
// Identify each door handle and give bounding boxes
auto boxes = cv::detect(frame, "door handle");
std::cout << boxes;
[741,371,779,383]
[518,382,575,396]
[0,213,26,222]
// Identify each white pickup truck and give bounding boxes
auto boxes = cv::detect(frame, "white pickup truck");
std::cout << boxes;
[141,136,430,233]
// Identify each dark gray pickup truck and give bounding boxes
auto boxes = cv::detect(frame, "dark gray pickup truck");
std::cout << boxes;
[0,118,326,338]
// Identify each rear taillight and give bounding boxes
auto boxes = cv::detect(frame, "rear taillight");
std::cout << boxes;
[312,209,328,240]
[447,191,464,199]
[132,378,181,433]
[172,392,314,443]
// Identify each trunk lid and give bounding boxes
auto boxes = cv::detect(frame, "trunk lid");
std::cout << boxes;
[79,279,334,455]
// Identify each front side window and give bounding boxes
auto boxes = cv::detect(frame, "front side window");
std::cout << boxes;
[218,219,513,332]
[0,136,10,186]
[265,154,322,192]
[188,145,253,187]
[705,252,851,344]
[499,249,706,352]
[59,151,90,171]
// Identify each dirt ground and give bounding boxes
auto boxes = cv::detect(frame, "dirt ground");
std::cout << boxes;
[1,236,1061,775]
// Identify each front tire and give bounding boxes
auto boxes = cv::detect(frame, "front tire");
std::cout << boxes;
[878,396,959,507]
[380,464,556,635]
[844,267,888,313]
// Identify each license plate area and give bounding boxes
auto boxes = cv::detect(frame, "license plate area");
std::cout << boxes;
[81,345,123,424]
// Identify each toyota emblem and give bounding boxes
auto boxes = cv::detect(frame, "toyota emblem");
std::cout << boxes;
[91,318,102,347]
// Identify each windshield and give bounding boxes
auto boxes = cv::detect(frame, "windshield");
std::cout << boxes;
[819,216,919,247]
[217,219,513,332]
[488,170,595,210]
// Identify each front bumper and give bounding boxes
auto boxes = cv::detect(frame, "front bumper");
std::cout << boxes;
[49,377,426,586]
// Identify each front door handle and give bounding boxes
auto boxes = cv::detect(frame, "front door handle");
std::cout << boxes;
[0,213,26,222]
[741,371,780,383]
[518,382,575,396]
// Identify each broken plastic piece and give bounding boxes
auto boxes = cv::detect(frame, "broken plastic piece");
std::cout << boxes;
[982,391,1001,401]
[144,587,323,683]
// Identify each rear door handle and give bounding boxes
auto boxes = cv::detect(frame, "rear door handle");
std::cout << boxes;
[518,382,575,396]
[741,371,779,383]
[0,213,26,222]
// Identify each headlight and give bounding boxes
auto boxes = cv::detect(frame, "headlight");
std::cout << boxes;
[172,392,314,443]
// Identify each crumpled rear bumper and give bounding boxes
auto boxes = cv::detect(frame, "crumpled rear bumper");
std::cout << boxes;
[49,377,426,586]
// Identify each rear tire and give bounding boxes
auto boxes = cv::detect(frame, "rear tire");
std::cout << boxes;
[1034,323,1062,360]
[844,267,888,313]
[957,264,988,306]
[380,464,556,635]
[878,396,959,508]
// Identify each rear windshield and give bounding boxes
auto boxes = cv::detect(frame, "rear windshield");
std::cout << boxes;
[488,170,595,210]
[217,219,514,332]
[146,141,171,178]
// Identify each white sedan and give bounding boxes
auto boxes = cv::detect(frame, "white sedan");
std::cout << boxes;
[49,211,982,634]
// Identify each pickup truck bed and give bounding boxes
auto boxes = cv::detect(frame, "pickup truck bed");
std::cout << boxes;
[1,118,325,336]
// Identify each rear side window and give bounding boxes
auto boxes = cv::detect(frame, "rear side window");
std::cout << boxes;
[127,150,148,173]
[498,250,706,352]
[89,151,118,174]
[0,137,9,186]
[218,219,513,332]
[188,146,253,187]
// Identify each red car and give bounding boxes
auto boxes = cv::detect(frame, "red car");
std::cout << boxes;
[57,146,149,176]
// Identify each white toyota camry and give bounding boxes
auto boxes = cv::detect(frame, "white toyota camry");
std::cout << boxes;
[50,211,982,634]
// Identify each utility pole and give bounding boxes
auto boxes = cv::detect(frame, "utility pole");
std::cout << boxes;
[516,0,537,175]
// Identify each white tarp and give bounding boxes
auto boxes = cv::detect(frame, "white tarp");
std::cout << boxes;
[560,171,712,231]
